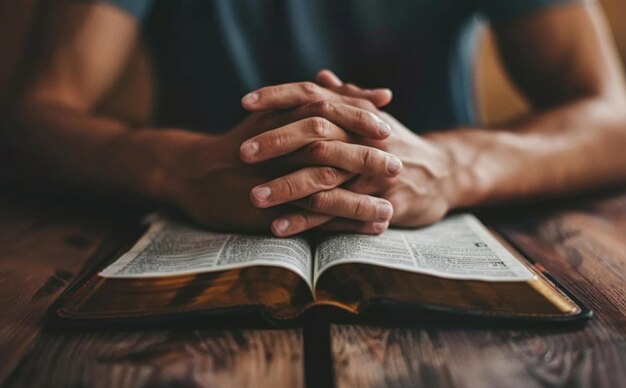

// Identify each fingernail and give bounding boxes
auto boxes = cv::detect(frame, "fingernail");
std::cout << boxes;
[242,92,259,105]
[252,186,272,201]
[371,113,391,136]
[386,156,402,175]
[240,141,259,158]
[274,218,291,235]
[376,202,393,221]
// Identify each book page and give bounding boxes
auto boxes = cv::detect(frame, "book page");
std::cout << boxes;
[100,216,313,286]
[314,214,534,285]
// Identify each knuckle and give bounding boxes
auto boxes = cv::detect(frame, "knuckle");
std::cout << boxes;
[311,100,334,115]
[300,82,321,98]
[353,197,371,218]
[268,131,289,150]
[360,147,378,168]
[262,86,276,98]
[315,167,340,187]
[354,109,370,126]
[310,141,332,162]
[278,177,298,199]
[306,117,332,137]
[308,192,331,211]
[260,86,281,101]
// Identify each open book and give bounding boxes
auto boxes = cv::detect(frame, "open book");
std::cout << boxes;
[56,214,589,324]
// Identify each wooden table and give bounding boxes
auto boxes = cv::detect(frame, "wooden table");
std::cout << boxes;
[1,189,625,388]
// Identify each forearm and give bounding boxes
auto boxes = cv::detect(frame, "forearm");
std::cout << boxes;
[12,102,217,201]
[430,96,626,208]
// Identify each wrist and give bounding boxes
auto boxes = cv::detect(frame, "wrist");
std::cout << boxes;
[129,128,226,204]
[426,129,493,210]
[122,128,169,202]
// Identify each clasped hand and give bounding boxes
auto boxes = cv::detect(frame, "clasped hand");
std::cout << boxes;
[168,70,455,236]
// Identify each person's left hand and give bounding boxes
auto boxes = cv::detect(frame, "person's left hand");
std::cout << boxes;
[341,110,456,227]
[241,70,461,233]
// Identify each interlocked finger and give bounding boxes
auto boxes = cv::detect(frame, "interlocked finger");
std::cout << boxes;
[284,140,402,177]
[294,187,393,222]
[250,167,353,208]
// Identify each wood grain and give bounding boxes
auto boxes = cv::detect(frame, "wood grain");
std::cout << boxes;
[0,193,305,388]
[498,193,626,335]
[331,191,626,388]
[3,189,626,388]
[0,194,114,384]
[331,322,626,388]
[7,328,303,388]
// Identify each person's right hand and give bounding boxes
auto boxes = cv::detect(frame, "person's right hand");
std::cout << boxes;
[152,88,400,234]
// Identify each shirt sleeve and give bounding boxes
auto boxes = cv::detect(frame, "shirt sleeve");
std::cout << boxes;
[478,0,583,22]
[75,0,154,22]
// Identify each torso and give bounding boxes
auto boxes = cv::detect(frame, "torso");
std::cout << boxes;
[143,0,480,133]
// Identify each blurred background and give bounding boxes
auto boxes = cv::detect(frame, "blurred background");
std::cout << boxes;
[1,0,625,128]
[476,0,626,126]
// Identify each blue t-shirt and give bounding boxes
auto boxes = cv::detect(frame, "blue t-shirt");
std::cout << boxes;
[91,0,572,133]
